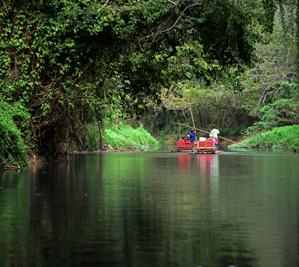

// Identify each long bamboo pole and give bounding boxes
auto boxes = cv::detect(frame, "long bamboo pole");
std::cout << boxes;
[182,109,189,125]
[173,122,248,147]
[188,101,197,141]
[188,100,196,130]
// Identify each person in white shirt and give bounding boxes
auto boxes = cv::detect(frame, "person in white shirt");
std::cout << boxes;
[209,128,220,148]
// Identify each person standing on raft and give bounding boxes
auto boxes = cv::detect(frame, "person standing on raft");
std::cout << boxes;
[209,128,220,149]
[189,129,196,144]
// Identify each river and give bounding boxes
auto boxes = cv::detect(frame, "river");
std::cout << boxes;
[0,152,298,267]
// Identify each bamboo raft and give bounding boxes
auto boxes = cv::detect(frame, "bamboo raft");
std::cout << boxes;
[175,138,222,154]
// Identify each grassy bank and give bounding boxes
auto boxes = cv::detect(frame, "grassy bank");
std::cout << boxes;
[103,125,158,151]
[235,125,299,152]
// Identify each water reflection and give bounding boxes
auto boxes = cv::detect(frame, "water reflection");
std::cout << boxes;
[0,153,298,267]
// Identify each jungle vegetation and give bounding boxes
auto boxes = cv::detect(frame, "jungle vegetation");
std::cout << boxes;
[0,0,298,166]
[241,125,299,152]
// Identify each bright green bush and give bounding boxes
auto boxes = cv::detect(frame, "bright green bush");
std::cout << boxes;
[0,101,29,166]
[103,124,158,151]
[242,125,299,152]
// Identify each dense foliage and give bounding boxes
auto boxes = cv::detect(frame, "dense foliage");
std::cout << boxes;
[245,97,299,134]
[240,125,299,152]
[0,100,29,166]
[0,0,298,165]
[145,0,298,140]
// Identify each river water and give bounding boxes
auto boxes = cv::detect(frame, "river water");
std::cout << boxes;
[0,152,298,267]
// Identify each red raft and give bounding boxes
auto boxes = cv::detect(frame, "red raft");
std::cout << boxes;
[176,137,219,154]
[176,138,195,152]
[196,138,217,154]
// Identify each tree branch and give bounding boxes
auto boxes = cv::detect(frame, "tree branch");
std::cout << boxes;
[165,0,178,5]
[138,1,203,47]
[159,2,203,35]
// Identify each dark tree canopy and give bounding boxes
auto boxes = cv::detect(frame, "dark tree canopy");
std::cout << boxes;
[0,0,292,159]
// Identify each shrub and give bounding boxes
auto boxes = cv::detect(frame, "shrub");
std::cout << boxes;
[103,124,158,150]
[261,99,299,125]
[244,99,299,135]
[0,101,29,166]
[242,125,299,152]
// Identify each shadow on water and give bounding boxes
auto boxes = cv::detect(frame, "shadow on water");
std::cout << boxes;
[0,152,298,267]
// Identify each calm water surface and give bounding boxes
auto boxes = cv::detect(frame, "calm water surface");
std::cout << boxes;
[0,152,298,267]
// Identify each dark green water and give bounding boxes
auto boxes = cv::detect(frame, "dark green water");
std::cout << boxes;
[0,152,298,267]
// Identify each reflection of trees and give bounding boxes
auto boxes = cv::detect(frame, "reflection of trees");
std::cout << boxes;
[0,153,298,266]
[0,171,30,267]
[154,154,255,267]
[27,155,104,266]
[218,154,299,267]
[98,153,256,266]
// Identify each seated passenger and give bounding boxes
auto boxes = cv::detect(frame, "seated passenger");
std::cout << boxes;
[199,134,206,142]
[177,137,186,149]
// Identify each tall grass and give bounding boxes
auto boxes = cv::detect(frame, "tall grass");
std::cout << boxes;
[103,124,158,151]
[241,125,299,152]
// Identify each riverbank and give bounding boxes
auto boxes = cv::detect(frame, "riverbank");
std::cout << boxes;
[103,124,158,151]
[73,148,146,154]
[230,125,299,153]
[0,124,158,170]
